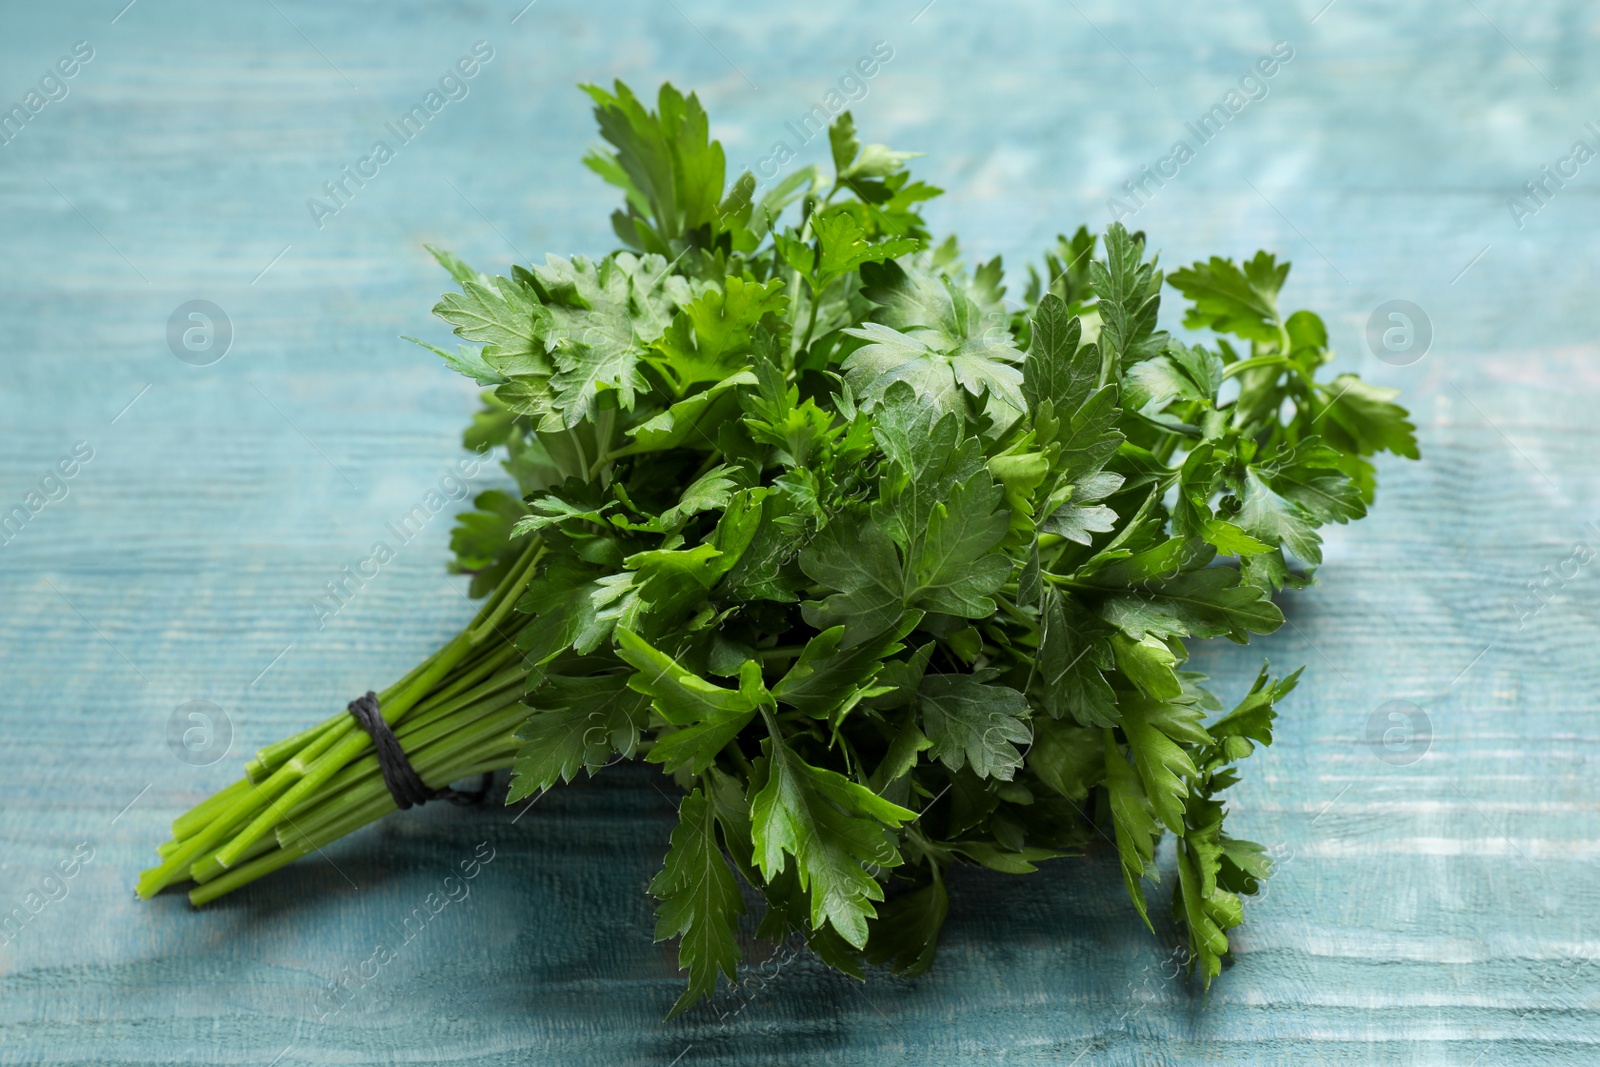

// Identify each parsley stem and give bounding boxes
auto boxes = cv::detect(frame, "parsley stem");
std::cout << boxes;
[1041,573,1101,594]
[1220,352,1317,390]
[245,646,448,783]
[797,283,823,354]
[188,699,528,887]
[169,777,252,841]
[567,428,589,483]
[468,540,544,645]
[690,449,724,480]
[207,635,473,870]
[143,525,549,900]
[188,737,519,906]
[1220,355,1288,380]
[587,407,617,480]
[200,542,536,874]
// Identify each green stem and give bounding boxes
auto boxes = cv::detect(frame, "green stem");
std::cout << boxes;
[189,698,527,885]
[409,638,524,717]
[145,534,546,898]
[289,702,527,841]
[1152,431,1184,465]
[190,739,521,906]
[137,713,360,897]
[209,629,477,870]
[797,283,823,354]
[169,778,253,841]
[566,427,589,483]
[587,407,617,481]
[689,450,725,481]
[468,541,544,645]
[1220,355,1288,380]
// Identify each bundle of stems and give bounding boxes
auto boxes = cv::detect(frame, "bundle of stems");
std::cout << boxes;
[137,540,544,905]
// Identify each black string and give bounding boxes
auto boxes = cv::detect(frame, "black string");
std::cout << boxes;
[346,692,493,810]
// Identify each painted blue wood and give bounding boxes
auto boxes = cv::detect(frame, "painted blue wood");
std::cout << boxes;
[1,0,1596,1063]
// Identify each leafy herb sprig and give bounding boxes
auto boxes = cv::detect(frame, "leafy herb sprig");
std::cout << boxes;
[142,81,1416,1012]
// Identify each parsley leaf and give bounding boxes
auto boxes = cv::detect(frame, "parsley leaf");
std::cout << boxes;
[1167,251,1289,343]
[750,724,916,947]
[1092,223,1168,373]
[919,671,1032,780]
[651,787,745,1017]
[617,629,769,775]
[509,673,648,799]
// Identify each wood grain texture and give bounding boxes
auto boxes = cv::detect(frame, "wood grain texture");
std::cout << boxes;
[1,0,1596,1063]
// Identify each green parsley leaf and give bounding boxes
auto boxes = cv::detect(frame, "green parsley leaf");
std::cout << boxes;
[432,274,550,378]
[509,673,649,799]
[750,727,915,947]
[1103,729,1160,929]
[650,787,745,1017]
[618,629,770,775]
[919,671,1032,780]
[1167,250,1288,343]
[1092,223,1168,372]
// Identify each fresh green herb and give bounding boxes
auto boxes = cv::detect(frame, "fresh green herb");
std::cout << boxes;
[142,81,1416,1008]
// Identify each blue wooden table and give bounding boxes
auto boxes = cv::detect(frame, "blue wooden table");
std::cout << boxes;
[2,1,1596,1063]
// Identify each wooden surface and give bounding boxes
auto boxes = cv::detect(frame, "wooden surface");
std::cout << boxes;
[1,1,1596,1063]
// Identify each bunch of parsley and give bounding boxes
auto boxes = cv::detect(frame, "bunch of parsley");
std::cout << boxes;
[143,81,1416,1011]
